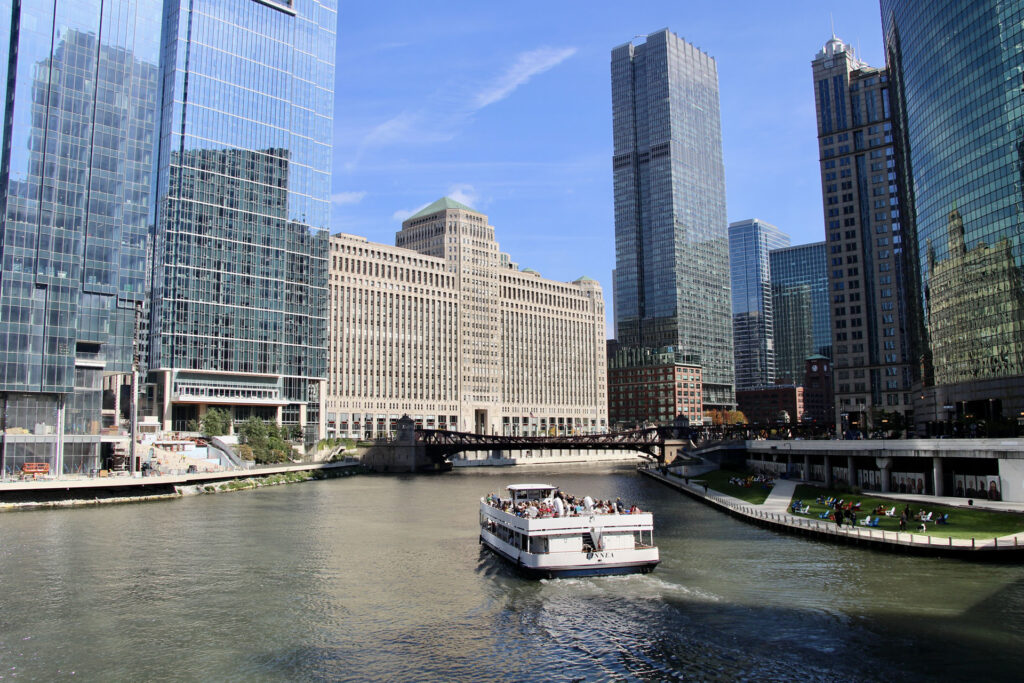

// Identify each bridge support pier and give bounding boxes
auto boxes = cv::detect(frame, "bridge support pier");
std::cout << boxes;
[823,455,833,489]
[804,455,811,482]
[847,455,857,488]
[932,457,944,496]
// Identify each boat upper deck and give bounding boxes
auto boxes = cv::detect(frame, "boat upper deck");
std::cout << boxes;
[481,485,653,532]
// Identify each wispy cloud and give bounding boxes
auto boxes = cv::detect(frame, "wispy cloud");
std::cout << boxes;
[474,47,577,109]
[392,202,430,222]
[332,191,367,205]
[344,45,577,167]
[447,183,480,208]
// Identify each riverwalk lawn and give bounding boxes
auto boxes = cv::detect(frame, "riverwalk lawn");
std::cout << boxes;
[695,469,774,505]
[789,484,1024,540]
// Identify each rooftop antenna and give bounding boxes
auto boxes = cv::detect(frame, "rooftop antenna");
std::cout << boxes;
[830,13,836,40]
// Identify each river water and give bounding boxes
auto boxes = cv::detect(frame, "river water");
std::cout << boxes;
[2,465,1023,681]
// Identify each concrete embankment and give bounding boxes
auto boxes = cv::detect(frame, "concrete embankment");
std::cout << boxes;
[640,466,1024,560]
[0,462,362,511]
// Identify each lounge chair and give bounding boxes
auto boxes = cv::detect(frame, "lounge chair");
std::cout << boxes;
[920,511,933,522]
[859,515,873,526]
[798,505,810,514]
[936,513,949,525]
[884,506,896,517]
[868,517,880,527]
[818,511,831,519]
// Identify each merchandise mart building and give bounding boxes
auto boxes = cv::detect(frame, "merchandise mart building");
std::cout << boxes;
[611,29,735,413]
[326,199,608,439]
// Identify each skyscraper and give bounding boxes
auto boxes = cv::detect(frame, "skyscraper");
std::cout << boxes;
[0,0,162,474]
[729,219,790,390]
[882,0,1024,433]
[611,29,734,412]
[149,0,336,440]
[769,242,831,386]
[811,36,914,434]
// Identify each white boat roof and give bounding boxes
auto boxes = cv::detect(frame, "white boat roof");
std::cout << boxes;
[506,484,557,491]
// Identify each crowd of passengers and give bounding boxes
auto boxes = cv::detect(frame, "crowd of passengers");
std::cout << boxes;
[484,491,642,518]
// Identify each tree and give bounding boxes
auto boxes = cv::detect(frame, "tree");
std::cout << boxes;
[201,408,232,437]
[186,419,201,433]
[727,410,748,425]
[237,417,294,463]
[238,416,269,454]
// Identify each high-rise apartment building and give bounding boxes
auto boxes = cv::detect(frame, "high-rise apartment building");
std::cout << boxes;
[149,0,336,440]
[0,0,162,474]
[882,0,1024,433]
[0,0,337,476]
[326,198,607,438]
[611,29,735,411]
[811,37,914,434]
[769,242,831,386]
[729,219,790,390]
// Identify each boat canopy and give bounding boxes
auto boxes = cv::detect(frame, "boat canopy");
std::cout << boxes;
[506,484,557,502]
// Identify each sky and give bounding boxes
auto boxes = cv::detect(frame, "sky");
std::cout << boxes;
[330,1,887,334]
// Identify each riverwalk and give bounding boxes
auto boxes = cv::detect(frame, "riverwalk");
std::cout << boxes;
[0,461,359,508]
[640,466,1024,559]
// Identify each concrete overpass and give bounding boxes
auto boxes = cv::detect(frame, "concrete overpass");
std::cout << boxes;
[743,438,1024,503]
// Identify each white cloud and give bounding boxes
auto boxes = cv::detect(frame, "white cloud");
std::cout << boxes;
[392,202,430,222]
[474,47,577,109]
[331,191,367,205]
[447,183,480,208]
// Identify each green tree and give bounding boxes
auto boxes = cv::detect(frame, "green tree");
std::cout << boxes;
[186,419,201,433]
[201,408,232,437]
[238,416,269,456]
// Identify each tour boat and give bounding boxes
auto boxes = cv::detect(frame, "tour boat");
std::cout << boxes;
[479,483,660,579]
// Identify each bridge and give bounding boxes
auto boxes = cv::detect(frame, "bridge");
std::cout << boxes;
[358,416,835,472]
[416,427,678,463]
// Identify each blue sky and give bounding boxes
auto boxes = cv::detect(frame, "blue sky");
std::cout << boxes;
[330,1,885,332]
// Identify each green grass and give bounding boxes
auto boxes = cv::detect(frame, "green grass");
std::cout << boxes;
[695,469,775,505]
[789,484,1024,540]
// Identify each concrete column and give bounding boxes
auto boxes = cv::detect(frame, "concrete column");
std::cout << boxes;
[823,455,833,488]
[161,371,173,432]
[932,457,944,496]
[875,457,892,493]
[804,455,812,482]
[847,455,857,488]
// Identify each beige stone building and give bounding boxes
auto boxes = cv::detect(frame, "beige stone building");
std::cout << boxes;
[326,198,607,438]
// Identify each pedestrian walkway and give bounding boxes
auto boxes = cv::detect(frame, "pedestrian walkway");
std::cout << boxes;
[639,465,1024,558]
[760,478,798,514]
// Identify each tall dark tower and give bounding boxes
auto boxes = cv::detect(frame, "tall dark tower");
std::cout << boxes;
[611,29,734,412]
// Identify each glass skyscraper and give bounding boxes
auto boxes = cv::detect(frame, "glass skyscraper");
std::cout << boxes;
[0,0,162,474]
[882,0,1024,431]
[729,219,790,390]
[149,0,336,439]
[769,242,831,386]
[611,29,735,411]
[0,0,336,475]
